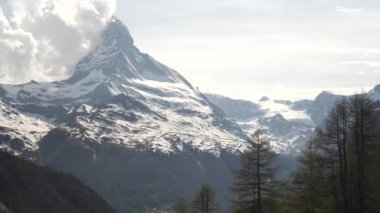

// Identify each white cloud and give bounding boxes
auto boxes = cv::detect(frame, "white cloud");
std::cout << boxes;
[0,0,116,84]
[336,6,380,16]
[336,7,364,15]
[340,61,380,68]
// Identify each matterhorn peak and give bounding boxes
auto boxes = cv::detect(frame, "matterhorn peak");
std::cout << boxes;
[66,17,194,86]
[101,17,134,48]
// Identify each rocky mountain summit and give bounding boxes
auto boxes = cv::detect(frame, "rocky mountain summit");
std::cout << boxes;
[0,18,246,158]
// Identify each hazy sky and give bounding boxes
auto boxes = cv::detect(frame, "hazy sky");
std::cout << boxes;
[1,0,380,101]
[116,0,380,101]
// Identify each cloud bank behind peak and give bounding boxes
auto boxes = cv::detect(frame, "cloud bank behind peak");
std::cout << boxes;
[0,0,116,84]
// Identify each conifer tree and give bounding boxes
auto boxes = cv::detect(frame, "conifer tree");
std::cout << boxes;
[284,93,380,213]
[231,129,277,213]
[191,185,216,213]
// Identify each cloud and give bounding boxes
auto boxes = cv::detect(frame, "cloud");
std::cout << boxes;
[336,6,380,17]
[340,61,380,68]
[0,0,116,84]
[336,6,364,15]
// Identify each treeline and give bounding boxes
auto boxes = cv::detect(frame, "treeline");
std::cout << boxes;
[0,150,115,213]
[172,184,217,213]
[282,93,380,212]
[172,93,380,213]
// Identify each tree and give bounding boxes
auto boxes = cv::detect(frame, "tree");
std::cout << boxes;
[231,129,277,213]
[278,92,380,213]
[191,185,216,213]
[322,98,350,212]
[365,108,380,211]
[283,93,380,213]
[292,139,317,212]
[289,137,330,213]
[348,93,374,212]
[173,197,187,213]
[312,94,377,213]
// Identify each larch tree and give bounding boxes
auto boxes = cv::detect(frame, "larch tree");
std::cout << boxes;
[231,129,277,213]
[191,184,217,213]
[291,138,323,213]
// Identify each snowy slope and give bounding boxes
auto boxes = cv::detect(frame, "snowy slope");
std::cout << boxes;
[207,86,380,154]
[243,100,314,153]
[206,94,314,153]
[0,18,246,156]
[0,100,53,155]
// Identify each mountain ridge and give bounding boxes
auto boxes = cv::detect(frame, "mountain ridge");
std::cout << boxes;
[206,86,380,153]
[0,18,247,157]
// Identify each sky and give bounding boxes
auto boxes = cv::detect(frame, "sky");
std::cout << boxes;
[1,0,380,101]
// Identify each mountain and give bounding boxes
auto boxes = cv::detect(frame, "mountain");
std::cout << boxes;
[0,18,247,212]
[0,99,53,157]
[307,91,344,125]
[206,94,315,153]
[0,18,246,157]
[0,150,115,213]
[205,94,263,120]
[369,84,380,101]
[0,16,377,211]
[206,86,380,154]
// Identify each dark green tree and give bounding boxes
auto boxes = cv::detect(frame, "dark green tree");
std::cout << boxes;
[231,129,277,213]
[191,185,217,213]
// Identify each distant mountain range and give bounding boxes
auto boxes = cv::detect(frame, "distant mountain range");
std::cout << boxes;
[0,17,379,212]
[206,86,380,153]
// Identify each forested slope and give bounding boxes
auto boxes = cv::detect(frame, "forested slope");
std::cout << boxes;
[0,150,115,213]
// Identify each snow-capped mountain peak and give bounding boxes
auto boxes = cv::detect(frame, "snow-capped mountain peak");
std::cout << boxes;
[75,18,189,84]
[0,18,247,156]
[102,17,135,48]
